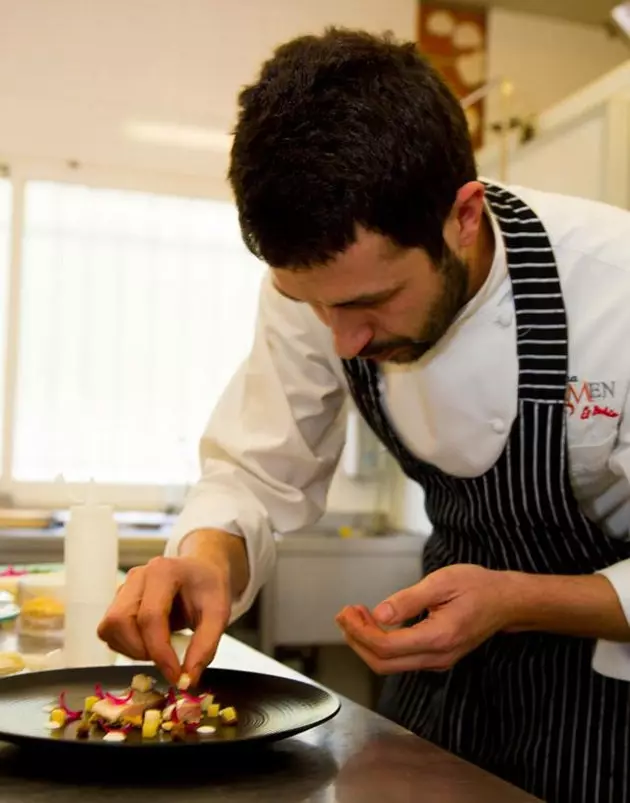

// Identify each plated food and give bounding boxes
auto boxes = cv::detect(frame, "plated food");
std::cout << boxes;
[47,672,238,743]
[0,664,340,751]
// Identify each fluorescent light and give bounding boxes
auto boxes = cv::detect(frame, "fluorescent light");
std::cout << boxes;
[123,121,232,152]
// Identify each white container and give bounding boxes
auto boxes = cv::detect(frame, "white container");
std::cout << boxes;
[63,502,119,667]
[64,504,119,605]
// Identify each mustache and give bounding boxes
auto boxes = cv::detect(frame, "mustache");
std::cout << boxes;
[358,338,429,360]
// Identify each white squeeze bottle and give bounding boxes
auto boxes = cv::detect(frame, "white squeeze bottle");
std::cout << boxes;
[63,479,118,667]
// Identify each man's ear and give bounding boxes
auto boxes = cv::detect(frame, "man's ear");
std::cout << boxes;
[443,180,486,250]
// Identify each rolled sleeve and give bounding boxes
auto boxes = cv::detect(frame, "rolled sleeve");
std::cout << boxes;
[593,560,630,681]
[591,404,630,680]
[163,466,277,623]
[164,272,347,623]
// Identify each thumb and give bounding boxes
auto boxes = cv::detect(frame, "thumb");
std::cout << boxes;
[373,576,442,626]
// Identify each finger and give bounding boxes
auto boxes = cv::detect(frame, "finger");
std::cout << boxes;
[182,585,231,685]
[338,605,456,658]
[135,559,182,684]
[336,607,421,659]
[352,604,376,624]
[341,630,455,675]
[337,604,377,626]
[372,574,448,626]
[97,568,149,661]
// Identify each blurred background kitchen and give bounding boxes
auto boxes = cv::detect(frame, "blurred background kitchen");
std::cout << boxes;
[0,0,629,708]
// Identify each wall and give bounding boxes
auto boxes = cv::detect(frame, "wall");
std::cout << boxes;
[484,8,629,131]
[0,0,415,190]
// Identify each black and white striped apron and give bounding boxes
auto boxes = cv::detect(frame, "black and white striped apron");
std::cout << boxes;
[341,183,630,803]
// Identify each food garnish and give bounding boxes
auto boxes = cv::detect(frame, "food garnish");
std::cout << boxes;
[45,673,237,742]
[219,707,238,725]
[102,731,127,742]
[57,693,82,722]
[176,673,191,691]
[142,710,161,739]
[197,725,216,735]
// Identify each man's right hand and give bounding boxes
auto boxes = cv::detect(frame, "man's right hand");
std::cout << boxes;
[97,531,248,685]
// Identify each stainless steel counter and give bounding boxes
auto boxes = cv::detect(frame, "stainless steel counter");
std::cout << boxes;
[0,524,168,568]
[0,635,541,802]
[0,516,424,569]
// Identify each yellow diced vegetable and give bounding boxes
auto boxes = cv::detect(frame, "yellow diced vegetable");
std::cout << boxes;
[206,703,220,718]
[200,694,215,712]
[161,721,174,732]
[219,706,238,725]
[50,708,67,726]
[142,709,162,739]
[84,695,99,713]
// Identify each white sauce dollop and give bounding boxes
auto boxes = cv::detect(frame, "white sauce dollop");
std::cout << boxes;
[103,731,127,742]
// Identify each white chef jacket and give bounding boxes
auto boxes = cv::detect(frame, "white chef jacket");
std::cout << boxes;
[165,183,630,679]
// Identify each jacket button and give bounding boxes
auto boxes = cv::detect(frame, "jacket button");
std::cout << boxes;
[491,419,506,434]
[496,310,513,327]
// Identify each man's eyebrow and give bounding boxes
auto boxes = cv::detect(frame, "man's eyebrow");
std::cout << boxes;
[273,282,402,308]
[331,287,401,308]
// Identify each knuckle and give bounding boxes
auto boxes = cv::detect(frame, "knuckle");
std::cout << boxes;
[147,556,171,573]
[97,612,121,641]
[136,608,161,630]
[371,639,397,661]
[96,619,111,641]
[432,626,461,653]
[431,652,459,672]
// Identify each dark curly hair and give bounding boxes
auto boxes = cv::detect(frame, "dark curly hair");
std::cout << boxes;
[228,27,477,268]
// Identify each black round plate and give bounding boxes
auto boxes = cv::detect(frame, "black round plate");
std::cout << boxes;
[0,665,341,751]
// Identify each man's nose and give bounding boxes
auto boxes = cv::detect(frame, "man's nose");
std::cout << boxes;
[323,308,373,359]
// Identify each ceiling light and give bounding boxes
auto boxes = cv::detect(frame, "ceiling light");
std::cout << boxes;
[123,121,232,152]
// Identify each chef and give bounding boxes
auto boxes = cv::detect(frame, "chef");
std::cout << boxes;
[99,28,630,803]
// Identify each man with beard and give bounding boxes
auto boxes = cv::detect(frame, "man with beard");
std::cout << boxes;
[99,28,630,803]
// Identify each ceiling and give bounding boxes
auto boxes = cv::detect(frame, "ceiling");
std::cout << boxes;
[452,0,618,26]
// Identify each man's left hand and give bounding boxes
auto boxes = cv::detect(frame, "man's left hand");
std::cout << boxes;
[335,564,515,675]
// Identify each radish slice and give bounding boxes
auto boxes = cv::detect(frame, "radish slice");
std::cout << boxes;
[58,692,82,722]
[181,691,204,704]
[105,690,133,705]
[103,722,133,734]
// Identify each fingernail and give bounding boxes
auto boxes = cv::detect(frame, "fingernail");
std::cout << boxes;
[374,602,394,624]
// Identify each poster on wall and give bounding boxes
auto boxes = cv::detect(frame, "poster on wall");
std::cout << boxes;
[417,2,488,150]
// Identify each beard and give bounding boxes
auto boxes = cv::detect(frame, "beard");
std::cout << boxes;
[358,247,470,365]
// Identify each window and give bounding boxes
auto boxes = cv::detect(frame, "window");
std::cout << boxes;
[12,180,265,487]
